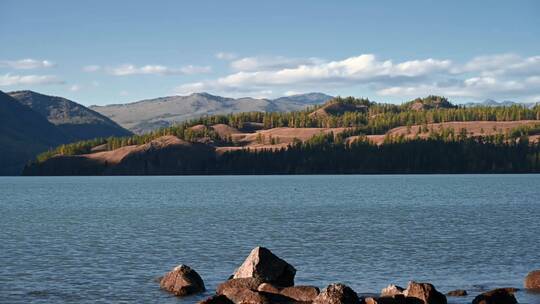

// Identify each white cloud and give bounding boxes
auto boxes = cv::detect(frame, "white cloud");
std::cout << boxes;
[175,52,540,101]
[0,74,64,86]
[83,65,101,72]
[0,59,55,70]
[176,54,452,94]
[180,65,212,74]
[107,64,211,76]
[69,84,81,92]
[284,90,301,96]
[215,52,237,60]
[230,56,323,72]
[119,90,129,96]
[454,54,540,76]
[377,76,536,99]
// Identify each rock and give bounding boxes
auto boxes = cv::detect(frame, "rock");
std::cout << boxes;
[257,283,281,294]
[159,264,205,296]
[217,278,264,295]
[446,289,467,297]
[363,295,406,304]
[403,281,446,304]
[221,287,297,304]
[381,285,405,297]
[221,288,270,304]
[313,283,359,304]
[198,295,234,304]
[280,285,320,302]
[232,247,296,287]
[525,270,540,289]
[257,283,320,302]
[472,288,518,304]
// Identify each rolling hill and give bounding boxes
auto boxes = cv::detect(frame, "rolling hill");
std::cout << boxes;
[90,92,333,134]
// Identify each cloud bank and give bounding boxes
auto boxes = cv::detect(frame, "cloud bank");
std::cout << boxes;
[0,59,55,70]
[0,74,64,86]
[83,64,212,76]
[175,53,540,102]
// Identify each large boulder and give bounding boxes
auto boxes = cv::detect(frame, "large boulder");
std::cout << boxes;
[217,278,264,295]
[525,270,540,289]
[313,283,360,304]
[472,288,517,304]
[159,264,205,296]
[403,281,446,304]
[257,283,320,302]
[232,247,296,287]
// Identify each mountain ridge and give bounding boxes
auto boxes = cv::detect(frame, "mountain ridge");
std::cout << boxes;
[9,90,132,139]
[90,92,333,134]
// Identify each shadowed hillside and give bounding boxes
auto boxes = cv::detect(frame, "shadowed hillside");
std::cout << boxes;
[9,90,132,140]
[0,91,72,175]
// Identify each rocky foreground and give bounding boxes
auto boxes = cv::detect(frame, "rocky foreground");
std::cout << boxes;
[157,246,540,304]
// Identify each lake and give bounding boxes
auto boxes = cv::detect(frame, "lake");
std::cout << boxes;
[1,175,539,303]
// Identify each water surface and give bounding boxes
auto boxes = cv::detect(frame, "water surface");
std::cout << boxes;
[1,175,539,303]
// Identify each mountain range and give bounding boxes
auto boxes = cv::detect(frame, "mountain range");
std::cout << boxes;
[90,92,333,134]
[465,99,539,108]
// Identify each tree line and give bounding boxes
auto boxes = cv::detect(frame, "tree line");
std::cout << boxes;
[33,95,540,163]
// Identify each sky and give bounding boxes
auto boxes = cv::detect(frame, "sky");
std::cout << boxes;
[1,0,539,106]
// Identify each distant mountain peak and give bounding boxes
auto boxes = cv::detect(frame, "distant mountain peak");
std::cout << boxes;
[91,92,334,134]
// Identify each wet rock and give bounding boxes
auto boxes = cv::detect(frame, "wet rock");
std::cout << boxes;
[403,281,446,304]
[232,247,296,287]
[472,288,517,304]
[217,277,264,295]
[446,289,467,297]
[525,270,540,290]
[198,295,234,304]
[257,283,320,302]
[381,285,405,297]
[159,264,205,296]
[313,283,359,304]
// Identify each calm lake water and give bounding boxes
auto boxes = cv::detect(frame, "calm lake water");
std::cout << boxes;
[1,175,539,303]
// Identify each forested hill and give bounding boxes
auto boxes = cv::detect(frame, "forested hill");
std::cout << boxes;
[23,95,540,175]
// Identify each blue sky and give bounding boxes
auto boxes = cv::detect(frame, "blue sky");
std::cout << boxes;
[1,0,539,105]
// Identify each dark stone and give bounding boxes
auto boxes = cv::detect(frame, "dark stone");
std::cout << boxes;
[446,289,467,297]
[472,288,518,304]
[363,295,407,304]
[198,295,234,304]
